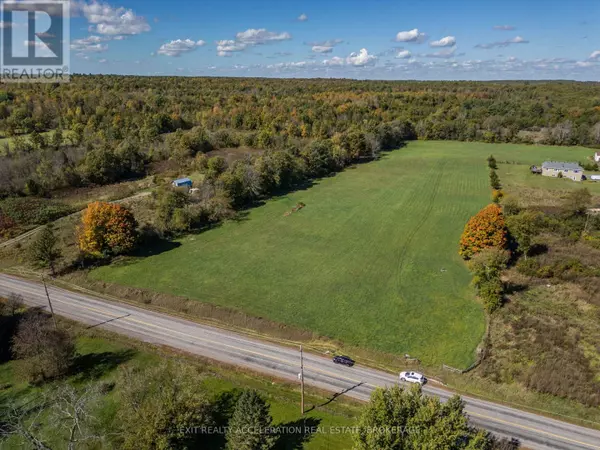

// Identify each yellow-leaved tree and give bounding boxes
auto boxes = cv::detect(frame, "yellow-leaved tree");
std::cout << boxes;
[78,202,137,257]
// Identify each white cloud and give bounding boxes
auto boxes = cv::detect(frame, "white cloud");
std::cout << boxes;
[323,56,345,66]
[576,61,594,68]
[321,48,377,67]
[475,36,529,49]
[589,51,600,60]
[81,1,150,36]
[395,28,427,43]
[346,48,377,66]
[70,35,108,53]
[216,28,291,56]
[297,13,308,22]
[430,36,456,47]
[493,25,516,31]
[98,58,108,63]
[425,47,457,59]
[235,28,291,45]
[216,39,247,56]
[312,45,333,53]
[309,39,343,53]
[157,39,205,57]
[396,49,412,59]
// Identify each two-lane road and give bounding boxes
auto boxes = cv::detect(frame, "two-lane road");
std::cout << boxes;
[0,274,599,450]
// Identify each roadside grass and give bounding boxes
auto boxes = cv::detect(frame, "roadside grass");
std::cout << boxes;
[0,318,361,450]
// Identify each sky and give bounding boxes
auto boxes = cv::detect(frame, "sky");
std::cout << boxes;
[17,0,600,80]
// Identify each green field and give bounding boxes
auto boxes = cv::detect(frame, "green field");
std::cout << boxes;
[91,141,600,368]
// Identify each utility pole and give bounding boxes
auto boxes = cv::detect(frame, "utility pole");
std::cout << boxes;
[42,276,57,330]
[300,345,305,415]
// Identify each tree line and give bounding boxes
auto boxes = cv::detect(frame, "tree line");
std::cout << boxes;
[2,76,600,198]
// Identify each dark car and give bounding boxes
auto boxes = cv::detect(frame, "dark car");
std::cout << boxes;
[333,355,355,367]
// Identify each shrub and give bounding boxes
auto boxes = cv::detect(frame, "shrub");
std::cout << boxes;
[459,204,507,259]
[0,197,73,226]
[478,278,504,313]
[501,197,521,216]
[516,258,540,277]
[468,248,509,313]
[0,212,16,235]
[491,189,504,204]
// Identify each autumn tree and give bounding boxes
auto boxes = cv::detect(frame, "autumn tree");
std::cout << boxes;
[29,225,61,274]
[459,204,507,259]
[78,202,137,257]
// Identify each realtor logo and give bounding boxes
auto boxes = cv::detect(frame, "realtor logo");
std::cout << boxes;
[1,0,70,82]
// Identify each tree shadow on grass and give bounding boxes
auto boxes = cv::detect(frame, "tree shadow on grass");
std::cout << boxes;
[128,239,182,258]
[70,349,137,381]
[274,417,322,450]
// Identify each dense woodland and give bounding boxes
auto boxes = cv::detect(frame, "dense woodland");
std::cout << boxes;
[2,77,600,200]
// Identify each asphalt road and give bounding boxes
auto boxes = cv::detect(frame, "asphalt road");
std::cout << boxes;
[1,274,599,450]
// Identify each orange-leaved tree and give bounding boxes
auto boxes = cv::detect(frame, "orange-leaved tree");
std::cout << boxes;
[459,204,507,260]
[78,202,137,257]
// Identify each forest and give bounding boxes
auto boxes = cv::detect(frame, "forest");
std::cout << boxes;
[1,77,600,200]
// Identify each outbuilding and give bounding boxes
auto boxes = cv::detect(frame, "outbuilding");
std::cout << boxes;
[172,177,193,188]
[541,161,584,182]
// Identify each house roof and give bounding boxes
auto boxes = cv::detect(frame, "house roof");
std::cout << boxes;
[541,161,583,171]
[173,177,192,184]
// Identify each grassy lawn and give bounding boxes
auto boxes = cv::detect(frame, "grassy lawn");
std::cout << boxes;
[0,323,361,450]
[89,141,600,369]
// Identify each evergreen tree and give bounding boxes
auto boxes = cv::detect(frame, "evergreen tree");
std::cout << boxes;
[29,225,61,275]
[487,154,498,169]
[226,390,276,450]
[489,170,501,189]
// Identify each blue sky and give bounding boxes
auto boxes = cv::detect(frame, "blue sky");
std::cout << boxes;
[64,0,600,79]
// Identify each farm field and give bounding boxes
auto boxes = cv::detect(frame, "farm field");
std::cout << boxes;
[91,141,599,368]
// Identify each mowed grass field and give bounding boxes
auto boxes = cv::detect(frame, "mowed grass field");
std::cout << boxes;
[91,141,599,368]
